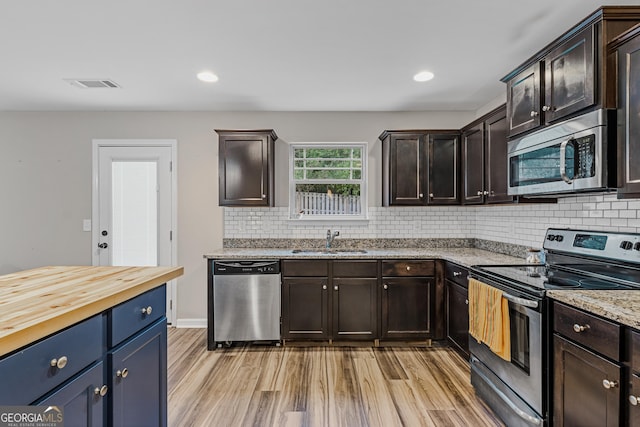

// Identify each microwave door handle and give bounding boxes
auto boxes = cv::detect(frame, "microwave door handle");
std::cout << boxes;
[559,139,573,184]
[503,292,539,309]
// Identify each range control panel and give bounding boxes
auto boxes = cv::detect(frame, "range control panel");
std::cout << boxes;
[543,228,640,263]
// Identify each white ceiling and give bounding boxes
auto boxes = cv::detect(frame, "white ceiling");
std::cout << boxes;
[1,0,638,112]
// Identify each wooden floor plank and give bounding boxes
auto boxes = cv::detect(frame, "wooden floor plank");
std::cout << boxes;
[167,329,504,427]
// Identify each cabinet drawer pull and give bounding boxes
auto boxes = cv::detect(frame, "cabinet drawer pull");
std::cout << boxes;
[630,395,639,406]
[602,379,617,389]
[141,306,153,315]
[406,266,411,271]
[50,356,68,369]
[94,385,108,397]
[453,271,462,277]
[573,324,590,333]
[116,368,129,379]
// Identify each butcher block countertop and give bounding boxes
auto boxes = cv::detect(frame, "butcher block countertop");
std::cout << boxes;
[0,265,183,357]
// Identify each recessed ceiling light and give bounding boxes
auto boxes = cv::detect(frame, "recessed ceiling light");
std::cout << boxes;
[197,71,219,83]
[413,71,434,82]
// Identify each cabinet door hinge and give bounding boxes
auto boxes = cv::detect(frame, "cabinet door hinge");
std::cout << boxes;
[169,161,173,172]
[170,299,173,310]
[170,230,173,241]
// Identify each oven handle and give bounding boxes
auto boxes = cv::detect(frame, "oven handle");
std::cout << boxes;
[471,356,544,426]
[503,292,539,309]
[559,138,573,184]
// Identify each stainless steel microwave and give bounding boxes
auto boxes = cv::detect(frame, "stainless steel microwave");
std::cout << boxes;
[507,109,616,196]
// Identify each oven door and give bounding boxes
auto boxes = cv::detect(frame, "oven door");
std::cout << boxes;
[469,288,544,425]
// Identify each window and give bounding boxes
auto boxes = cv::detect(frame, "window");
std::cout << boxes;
[289,143,367,220]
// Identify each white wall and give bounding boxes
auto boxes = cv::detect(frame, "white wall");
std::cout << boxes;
[0,110,474,322]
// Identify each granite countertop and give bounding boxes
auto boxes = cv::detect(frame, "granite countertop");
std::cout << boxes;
[203,247,523,269]
[547,289,640,330]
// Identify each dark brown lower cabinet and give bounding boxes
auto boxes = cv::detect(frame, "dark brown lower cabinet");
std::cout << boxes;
[445,280,469,356]
[553,334,621,427]
[281,260,377,341]
[332,278,377,340]
[381,277,434,340]
[281,277,330,340]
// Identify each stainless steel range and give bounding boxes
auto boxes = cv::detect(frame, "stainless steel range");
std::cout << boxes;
[469,228,640,426]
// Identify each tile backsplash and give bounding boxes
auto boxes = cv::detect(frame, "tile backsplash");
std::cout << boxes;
[224,192,640,250]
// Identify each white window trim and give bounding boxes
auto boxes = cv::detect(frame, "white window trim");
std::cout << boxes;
[289,142,368,222]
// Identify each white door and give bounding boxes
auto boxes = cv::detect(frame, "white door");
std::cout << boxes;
[92,140,177,324]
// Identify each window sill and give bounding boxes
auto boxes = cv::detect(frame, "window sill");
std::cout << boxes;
[287,215,369,225]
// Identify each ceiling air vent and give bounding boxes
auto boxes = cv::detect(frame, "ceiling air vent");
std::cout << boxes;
[64,79,121,89]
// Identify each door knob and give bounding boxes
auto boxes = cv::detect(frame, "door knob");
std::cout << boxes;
[98,243,108,249]
[101,230,108,236]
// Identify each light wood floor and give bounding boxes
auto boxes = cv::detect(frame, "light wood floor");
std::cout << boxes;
[167,329,504,427]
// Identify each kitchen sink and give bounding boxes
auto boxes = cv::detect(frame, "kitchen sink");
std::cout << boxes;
[291,249,368,254]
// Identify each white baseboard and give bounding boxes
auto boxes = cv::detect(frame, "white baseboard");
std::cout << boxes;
[173,318,207,328]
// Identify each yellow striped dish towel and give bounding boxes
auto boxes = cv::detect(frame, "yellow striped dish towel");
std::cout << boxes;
[468,277,511,361]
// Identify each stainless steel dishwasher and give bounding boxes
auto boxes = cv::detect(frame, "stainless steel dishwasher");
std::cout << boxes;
[212,260,281,347]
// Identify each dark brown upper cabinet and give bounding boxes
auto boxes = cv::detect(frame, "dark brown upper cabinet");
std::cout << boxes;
[380,130,459,206]
[503,6,640,137]
[215,129,277,207]
[506,63,542,136]
[613,24,640,198]
[461,105,512,205]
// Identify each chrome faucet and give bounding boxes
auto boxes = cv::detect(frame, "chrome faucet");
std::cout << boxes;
[326,229,340,249]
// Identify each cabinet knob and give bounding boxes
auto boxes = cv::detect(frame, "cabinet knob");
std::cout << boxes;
[477,191,483,196]
[98,242,108,249]
[94,385,108,397]
[602,379,618,389]
[542,105,552,112]
[573,324,590,333]
[530,111,539,117]
[419,193,424,198]
[334,285,339,291]
[483,190,489,195]
[116,368,129,379]
[630,395,639,406]
[429,193,434,198]
[406,266,411,271]
[465,299,469,305]
[261,194,266,199]
[383,284,388,290]
[322,284,327,290]
[141,306,153,315]
[50,356,68,369]
[453,271,462,277]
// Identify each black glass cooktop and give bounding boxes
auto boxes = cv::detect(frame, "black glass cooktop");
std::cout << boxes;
[472,264,640,293]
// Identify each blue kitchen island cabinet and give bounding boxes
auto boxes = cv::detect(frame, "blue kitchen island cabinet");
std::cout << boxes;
[109,319,167,427]
[0,266,183,427]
